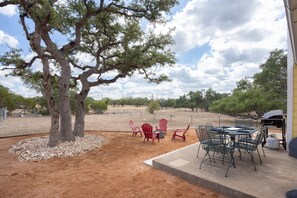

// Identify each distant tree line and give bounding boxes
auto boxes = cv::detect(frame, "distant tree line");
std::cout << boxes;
[1,49,287,119]
[0,84,36,113]
[109,49,288,117]
[0,85,108,115]
[108,87,227,111]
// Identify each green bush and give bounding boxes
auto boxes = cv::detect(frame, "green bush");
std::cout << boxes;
[90,100,108,114]
[147,100,160,114]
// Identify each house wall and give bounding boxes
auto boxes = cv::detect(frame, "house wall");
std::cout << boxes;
[293,64,297,138]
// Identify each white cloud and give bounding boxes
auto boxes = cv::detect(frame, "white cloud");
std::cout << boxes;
[0,5,17,17]
[0,30,19,48]
[0,0,288,99]
[0,71,39,97]
[158,0,287,94]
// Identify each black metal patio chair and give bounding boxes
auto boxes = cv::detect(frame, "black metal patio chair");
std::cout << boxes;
[235,127,265,171]
[199,128,236,177]
[237,126,266,158]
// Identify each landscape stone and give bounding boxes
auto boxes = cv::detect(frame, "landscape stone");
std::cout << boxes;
[9,134,106,161]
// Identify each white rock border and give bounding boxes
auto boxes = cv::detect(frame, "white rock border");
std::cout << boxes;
[9,134,107,161]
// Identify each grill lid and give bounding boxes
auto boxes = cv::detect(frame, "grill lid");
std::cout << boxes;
[263,109,283,119]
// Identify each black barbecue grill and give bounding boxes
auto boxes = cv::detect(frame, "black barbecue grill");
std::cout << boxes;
[260,110,286,149]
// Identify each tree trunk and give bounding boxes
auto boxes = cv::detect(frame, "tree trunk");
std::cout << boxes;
[47,96,60,147]
[74,86,90,137]
[42,61,60,147]
[59,62,74,142]
[40,30,74,142]
[29,31,60,147]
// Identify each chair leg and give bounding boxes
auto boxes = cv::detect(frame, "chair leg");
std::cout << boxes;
[261,145,266,157]
[247,151,257,171]
[196,144,201,158]
[225,151,236,177]
[256,148,262,164]
[231,151,236,168]
[199,150,210,169]
[238,148,242,160]
[212,151,216,163]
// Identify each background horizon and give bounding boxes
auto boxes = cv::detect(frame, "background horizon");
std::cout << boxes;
[0,0,287,99]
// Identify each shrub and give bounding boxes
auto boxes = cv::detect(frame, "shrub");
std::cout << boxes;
[90,100,108,114]
[147,100,160,114]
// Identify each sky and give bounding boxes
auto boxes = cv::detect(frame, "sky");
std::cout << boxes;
[0,0,288,100]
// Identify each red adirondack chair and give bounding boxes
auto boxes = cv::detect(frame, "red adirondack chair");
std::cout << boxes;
[156,118,168,135]
[171,124,191,141]
[129,120,143,137]
[141,123,160,144]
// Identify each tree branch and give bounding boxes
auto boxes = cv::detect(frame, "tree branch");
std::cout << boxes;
[0,0,19,7]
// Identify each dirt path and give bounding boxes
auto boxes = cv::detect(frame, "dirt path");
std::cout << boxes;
[0,130,225,198]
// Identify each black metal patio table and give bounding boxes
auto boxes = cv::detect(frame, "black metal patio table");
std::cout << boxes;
[199,126,258,177]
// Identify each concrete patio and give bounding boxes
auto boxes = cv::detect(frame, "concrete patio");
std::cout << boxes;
[144,143,297,198]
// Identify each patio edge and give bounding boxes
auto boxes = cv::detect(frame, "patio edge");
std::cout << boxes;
[152,150,255,198]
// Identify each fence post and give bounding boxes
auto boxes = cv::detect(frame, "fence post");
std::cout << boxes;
[219,114,221,126]
[0,108,2,122]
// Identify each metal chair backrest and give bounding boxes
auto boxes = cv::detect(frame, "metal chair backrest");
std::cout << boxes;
[248,129,263,151]
[258,126,266,145]
[197,125,209,141]
[205,123,213,129]
[197,125,212,149]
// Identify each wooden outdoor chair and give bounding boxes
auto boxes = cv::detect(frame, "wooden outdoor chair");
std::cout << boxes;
[129,120,143,137]
[171,124,190,141]
[141,123,160,144]
[156,118,168,135]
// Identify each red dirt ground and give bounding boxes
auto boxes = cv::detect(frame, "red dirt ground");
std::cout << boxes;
[0,129,226,198]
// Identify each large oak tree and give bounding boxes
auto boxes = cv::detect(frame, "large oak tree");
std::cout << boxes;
[0,0,177,146]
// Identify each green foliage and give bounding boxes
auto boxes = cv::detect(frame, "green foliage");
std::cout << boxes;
[33,96,49,115]
[0,84,16,111]
[0,84,39,112]
[174,88,226,111]
[110,97,149,107]
[0,0,178,114]
[85,97,96,113]
[69,91,77,114]
[90,100,108,114]
[201,88,227,111]
[233,77,253,92]
[158,98,176,108]
[147,100,160,114]
[253,49,287,110]
[188,90,204,111]
[210,48,287,117]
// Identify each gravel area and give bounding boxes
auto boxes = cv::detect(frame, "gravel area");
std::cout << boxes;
[9,134,107,161]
